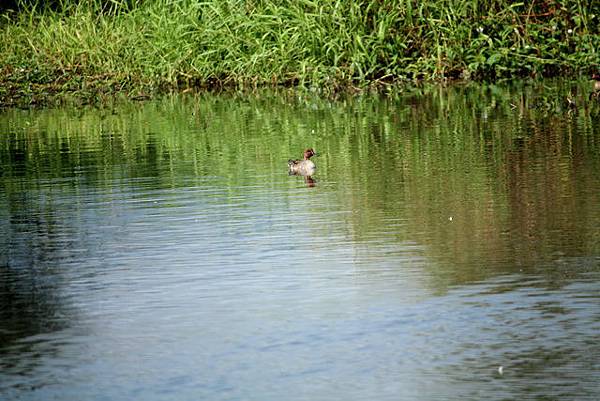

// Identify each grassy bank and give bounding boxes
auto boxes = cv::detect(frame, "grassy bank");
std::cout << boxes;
[1,0,599,107]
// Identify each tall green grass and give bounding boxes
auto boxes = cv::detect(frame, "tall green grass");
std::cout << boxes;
[1,0,598,104]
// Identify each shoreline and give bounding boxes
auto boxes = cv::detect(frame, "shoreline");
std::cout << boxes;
[1,0,598,109]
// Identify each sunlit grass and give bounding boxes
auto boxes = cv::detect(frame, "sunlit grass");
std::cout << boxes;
[0,0,598,105]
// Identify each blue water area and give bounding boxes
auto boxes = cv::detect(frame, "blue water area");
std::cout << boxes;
[1,82,599,400]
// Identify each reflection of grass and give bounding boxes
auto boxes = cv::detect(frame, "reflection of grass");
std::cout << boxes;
[1,0,599,106]
[1,81,598,180]
[334,82,600,287]
[1,82,599,287]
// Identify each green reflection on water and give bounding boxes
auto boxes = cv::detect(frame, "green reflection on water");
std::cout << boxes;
[1,80,599,289]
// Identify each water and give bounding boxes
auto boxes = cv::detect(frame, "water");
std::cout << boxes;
[1,81,599,400]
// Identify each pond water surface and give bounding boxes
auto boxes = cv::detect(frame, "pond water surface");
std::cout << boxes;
[1,81,600,401]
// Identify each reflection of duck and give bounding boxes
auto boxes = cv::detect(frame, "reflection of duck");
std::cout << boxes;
[303,175,316,187]
[288,148,317,176]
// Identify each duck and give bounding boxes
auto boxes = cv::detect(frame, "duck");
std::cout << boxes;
[591,73,600,100]
[288,148,317,176]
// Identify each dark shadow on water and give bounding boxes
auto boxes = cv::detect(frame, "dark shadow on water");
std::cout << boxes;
[0,191,76,377]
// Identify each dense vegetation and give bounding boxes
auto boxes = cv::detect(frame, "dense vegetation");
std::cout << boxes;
[1,0,598,106]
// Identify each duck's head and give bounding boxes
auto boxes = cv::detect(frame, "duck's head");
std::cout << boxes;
[304,148,317,160]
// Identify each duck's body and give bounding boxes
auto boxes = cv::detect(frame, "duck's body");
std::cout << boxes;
[288,148,317,176]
